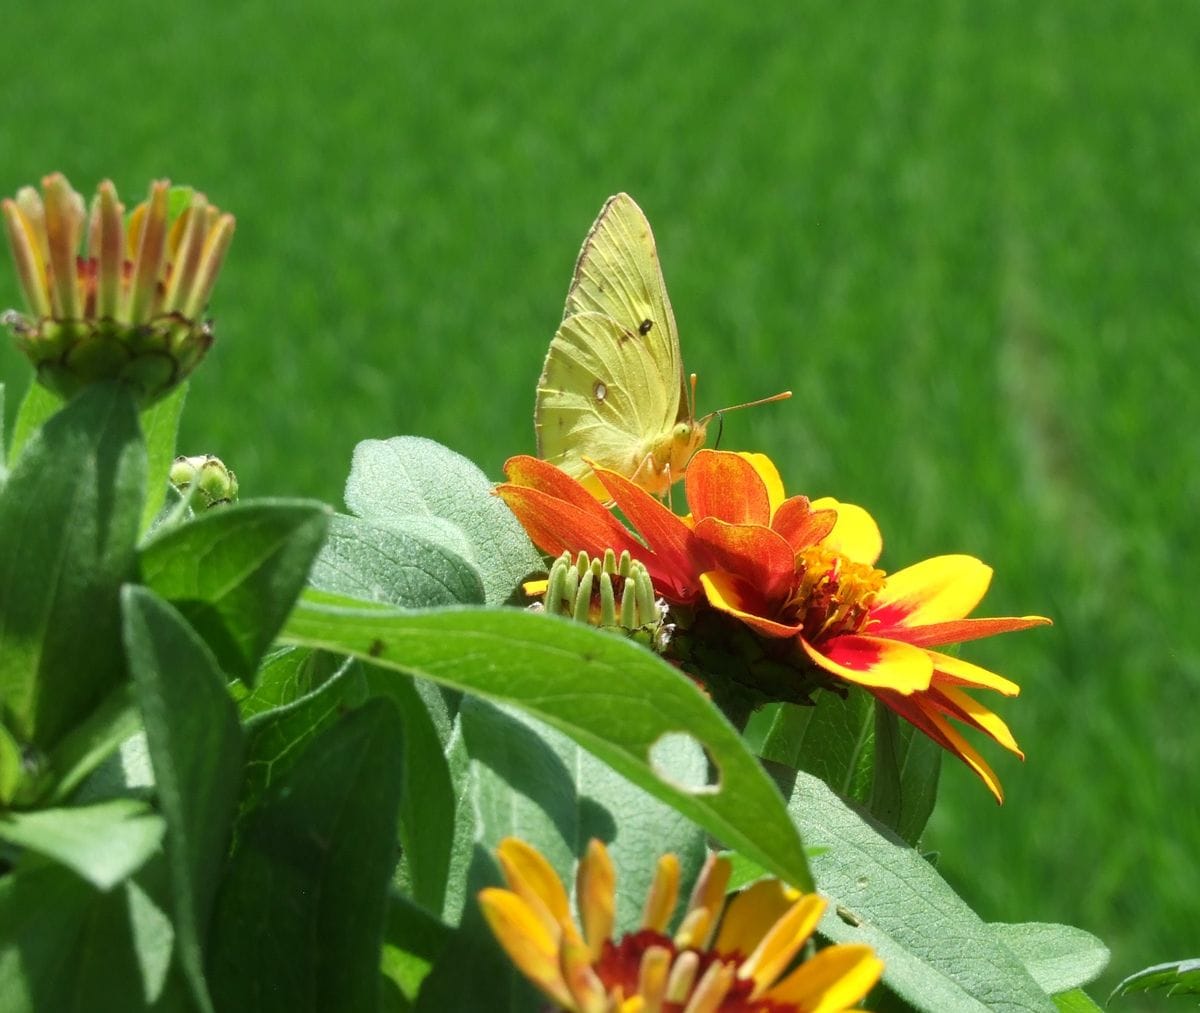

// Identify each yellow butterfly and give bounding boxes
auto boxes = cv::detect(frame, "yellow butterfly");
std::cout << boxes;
[535,193,790,499]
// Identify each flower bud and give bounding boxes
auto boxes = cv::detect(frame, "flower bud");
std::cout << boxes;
[169,454,239,509]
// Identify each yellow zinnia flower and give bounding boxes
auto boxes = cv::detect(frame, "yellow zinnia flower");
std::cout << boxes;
[479,837,882,1012]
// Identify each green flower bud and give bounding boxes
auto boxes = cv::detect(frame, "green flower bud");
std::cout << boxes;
[541,550,667,648]
[170,454,239,509]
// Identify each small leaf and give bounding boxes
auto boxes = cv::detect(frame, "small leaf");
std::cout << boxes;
[138,381,187,534]
[788,770,1055,1012]
[37,682,140,805]
[344,437,543,605]
[1052,988,1105,1011]
[282,598,811,890]
[123,586,246,1013]
[0,721,21,803]
[1110,958,1200,1000]
[993,922,1109,995]
[5,380,60,468]
[0,383,145,749]
[867,702,942,845]
[310,512,485,607]
[207,699,406,1013]
[0,799,164,891]
[139,499,329,680]
[233,646,321,718]
[381,892,453,1005]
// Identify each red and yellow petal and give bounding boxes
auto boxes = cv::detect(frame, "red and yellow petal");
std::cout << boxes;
[811,498,882,566]
[700,571,802,639]
[869,555,993,630]
[504,454,611,514]
[496,483,645,564]
[873,689,1006,803]
[766,944,884,1011]
[737,452,786,516]
[928,684,1023,757]
[879,614,1052,649]
[801,634,933,694]
[927,650,1020,696]
[685,450,772,526]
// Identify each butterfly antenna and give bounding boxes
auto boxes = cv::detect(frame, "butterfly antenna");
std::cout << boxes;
[689,372,699,420]
[712,411,726,449]
[699,388,792,424]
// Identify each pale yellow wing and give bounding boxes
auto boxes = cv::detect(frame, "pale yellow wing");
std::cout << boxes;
[563,193,688,416]
[536,311,679,488]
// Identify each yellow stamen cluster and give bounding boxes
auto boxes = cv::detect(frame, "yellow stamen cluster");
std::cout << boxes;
[791,546,885,642]
[1,173,235,405]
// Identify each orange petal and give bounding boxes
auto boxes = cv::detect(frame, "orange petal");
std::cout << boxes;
[685,450,772,526]
[505,454,613,513]
[766,944,884,1011]
[694,518,795,603]
[700,571,802,639]
[496,484,645,563]
[801,635,933,694]
[873,689,1006,803]
[928,685,1022,757]
[737,452,786,516]
[595,464,709,598]
[870,555,992,629]
[880,615,1051,649]
[811,498,882,565]
[772,498,837,553]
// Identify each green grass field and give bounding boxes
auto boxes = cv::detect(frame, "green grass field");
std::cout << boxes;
[3,0,1197,1003]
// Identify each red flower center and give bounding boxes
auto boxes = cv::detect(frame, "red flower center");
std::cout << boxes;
[787,546,885,642]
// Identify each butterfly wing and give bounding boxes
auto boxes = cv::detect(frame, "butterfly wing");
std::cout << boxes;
[535,194,695,495]
[536,311,680,494]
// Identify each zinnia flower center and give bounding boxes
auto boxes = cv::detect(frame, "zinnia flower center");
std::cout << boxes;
[593,930,796,1013]
[788,546,885,642]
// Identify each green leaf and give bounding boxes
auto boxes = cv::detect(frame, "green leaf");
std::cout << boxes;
[1110,958,1200,1000]
[207,699,406,1013]
[0,858,181,1012]
[1052,988,1105,1011]
[139,499,329,680]
[232,646,321,718]
[0,799,164,890]
[239,654,362,815]
[750,690,875,801]
[787,770,1056,1012]
[282,598,812,890]
[344,436,543,605]
[993,922,1109,995]
[310,512,485,607]
[6,380,61,468]
[0,721,21,803]
[362,667,456,913]
[138,381,188,534]
[37,682,140,805]
[867,702,942,845]
[0,383,144,749]
[123,586,247,1013]
[381,892,453,1005]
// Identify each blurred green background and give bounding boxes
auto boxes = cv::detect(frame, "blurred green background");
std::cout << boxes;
[3,0,1196,1003]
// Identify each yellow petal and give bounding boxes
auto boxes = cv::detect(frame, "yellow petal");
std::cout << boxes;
[496,837,579,944]
[872,555,992,628]
[928,650,1020,696]
[677,854,731,949]
[714,878,798,958]
[737,452,785,517]
[937,685,1023,756]
[801,634,933,694]
[578,839,616,959]
[811,498,882,565]
[641,852,681,933]
[738,893,826,997]
[766,944,884,1011]
[478,888,573,1009]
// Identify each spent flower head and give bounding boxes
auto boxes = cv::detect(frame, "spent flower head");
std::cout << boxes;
[2,173,235,406]
[480,837,882,1013]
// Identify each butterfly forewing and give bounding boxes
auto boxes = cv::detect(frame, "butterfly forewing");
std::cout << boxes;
[563,193,685,411]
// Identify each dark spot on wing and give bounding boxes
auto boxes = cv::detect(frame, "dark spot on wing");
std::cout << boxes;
[369,639,386,657]
[639,319,653,336]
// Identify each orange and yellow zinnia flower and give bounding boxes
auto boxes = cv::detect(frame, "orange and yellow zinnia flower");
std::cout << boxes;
[497,451,1050,802]
[479,837,882,1013]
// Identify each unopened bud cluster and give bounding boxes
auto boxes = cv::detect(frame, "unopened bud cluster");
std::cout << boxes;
[169,454,239,509]
[543,549,665,645]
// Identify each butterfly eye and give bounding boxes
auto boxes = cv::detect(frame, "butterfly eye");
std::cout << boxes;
[638,319,653,336]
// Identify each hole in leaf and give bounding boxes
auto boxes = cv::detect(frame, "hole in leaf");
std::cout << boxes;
[648,732,721,795]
